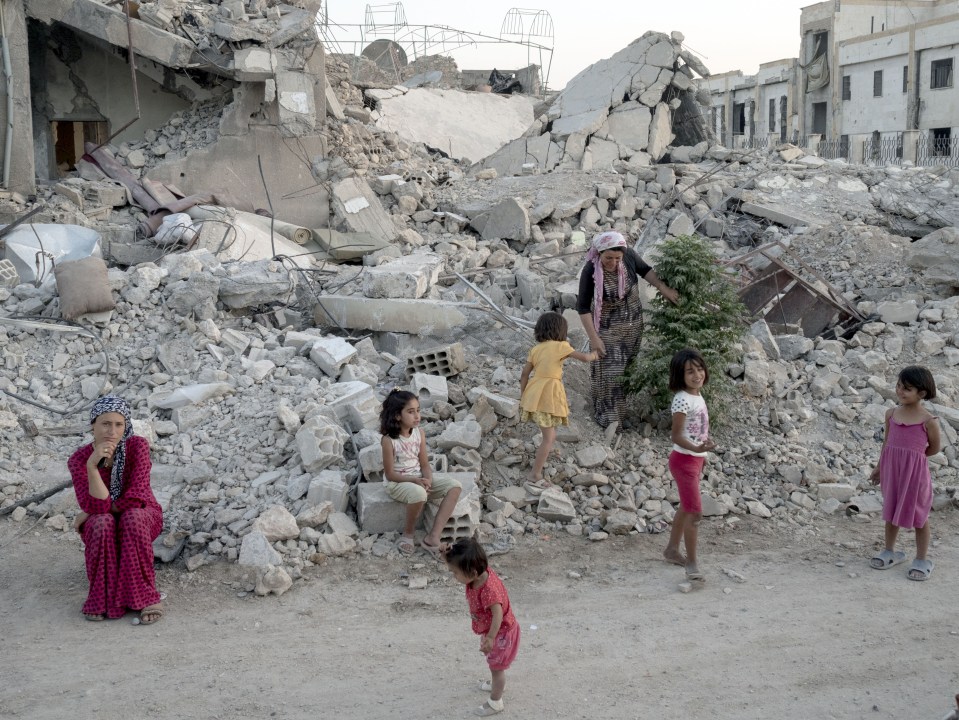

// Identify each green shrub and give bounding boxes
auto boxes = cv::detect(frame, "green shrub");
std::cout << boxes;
[624,234,747,418]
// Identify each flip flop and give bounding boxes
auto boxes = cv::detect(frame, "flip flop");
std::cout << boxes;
[869,549,906,570]
[907,558,934,581]
[84,613,105,622]
[474,702,504,717]
[663,549,687,567]
[139,605,163,625]
[396,535,415,556]
[685,564,705,582]
[420,540,447,559]
[477,680,492,692]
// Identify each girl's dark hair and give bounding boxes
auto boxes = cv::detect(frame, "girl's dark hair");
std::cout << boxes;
[444,537,488,577]
[898,366,936,400]
[534,312,568,343]
[668,348,709,392]
[379,389,417,438]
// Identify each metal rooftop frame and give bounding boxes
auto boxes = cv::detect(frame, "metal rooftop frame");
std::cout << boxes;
[316,2,554,95]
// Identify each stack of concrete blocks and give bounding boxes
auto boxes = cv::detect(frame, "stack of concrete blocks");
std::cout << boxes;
[410,372,449,408]
[309,335,356,378]
[422,471,481,544]
[356,471,480,538]
[0,259,19,288]
[327,380,380,432]
[406,342,467,378]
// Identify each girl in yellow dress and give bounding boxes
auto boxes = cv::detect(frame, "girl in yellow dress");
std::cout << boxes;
[520,312,598,488]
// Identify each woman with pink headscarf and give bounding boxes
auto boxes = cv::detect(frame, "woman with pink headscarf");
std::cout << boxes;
[576,231,678,430]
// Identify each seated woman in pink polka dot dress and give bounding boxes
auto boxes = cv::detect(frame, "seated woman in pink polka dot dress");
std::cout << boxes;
[68,395,163,624]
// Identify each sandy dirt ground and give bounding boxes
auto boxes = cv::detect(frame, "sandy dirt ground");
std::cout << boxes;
[1,508,957,720]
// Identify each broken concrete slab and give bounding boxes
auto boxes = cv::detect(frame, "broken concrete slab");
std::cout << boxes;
[313,297,468,335]
[646,102,674,162]
[363,253,443,299]
[469,197,531,243]
[604,102,652,151]
[331,177,399,243]
[371,88,536,163]
[471,133,562,177]
[26,0,195,68]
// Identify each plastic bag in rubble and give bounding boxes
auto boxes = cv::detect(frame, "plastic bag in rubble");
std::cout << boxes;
[154,213,198,247]
[488,68,522,95]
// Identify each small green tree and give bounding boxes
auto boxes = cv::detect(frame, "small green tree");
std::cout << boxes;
[624,234,747,418]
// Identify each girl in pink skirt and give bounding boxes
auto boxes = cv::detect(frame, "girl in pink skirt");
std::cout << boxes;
[869,366,941,580]
[663,348,716,582]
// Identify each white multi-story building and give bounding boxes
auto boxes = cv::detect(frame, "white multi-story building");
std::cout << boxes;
[703,0,959,163]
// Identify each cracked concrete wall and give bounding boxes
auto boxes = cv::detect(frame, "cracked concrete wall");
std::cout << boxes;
[0,0,36,196]
[28,20,209,178]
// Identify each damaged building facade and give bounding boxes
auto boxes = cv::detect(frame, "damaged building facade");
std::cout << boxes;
[703,0,959,164]
[1,0,331,227]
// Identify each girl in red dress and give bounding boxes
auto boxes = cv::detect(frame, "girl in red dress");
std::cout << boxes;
[69,395,163,623]
[445,538,520,716]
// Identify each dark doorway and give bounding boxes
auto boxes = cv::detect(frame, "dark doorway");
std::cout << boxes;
[51,120,108,175]
[812,102,827,135]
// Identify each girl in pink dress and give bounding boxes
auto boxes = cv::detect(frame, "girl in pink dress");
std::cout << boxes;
[445,538,520,717]
[869,366,941,581]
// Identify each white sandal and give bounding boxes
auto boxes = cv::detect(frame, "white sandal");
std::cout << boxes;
[474,702,504,716]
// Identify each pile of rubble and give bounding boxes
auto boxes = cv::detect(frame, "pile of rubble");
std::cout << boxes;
[3,30,959,596]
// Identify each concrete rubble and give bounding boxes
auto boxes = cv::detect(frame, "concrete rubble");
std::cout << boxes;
[2,28,959,596]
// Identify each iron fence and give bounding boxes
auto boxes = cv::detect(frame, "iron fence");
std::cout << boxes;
[817,138,849,160]
[917,134,959,167]
[863,133,903,166]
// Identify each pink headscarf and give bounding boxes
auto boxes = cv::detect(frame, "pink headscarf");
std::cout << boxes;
[585,231,628,331]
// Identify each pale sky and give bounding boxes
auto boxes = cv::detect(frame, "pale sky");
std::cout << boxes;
[323,0,813,89]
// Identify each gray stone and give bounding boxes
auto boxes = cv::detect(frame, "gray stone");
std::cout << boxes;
[470,198,531,243]
[331,177,399,243]
[238,530,282,567]
[435,419,482,450]
[603,509,638,535]
[876,300,918,324]
[296,500,334,528]
[537,487,577,522]
[745,500,772,518]
[254,565,293,597]
[748,320,781,361]
[817,484,856,503]
[775,334,814,361]
[575,445,608,468]
[646,103,674,162]
[326,511,359,537]
[252,505,300,542]
[218,260,293,310]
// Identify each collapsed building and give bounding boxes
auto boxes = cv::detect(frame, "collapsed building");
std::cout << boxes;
[1,5,959,595]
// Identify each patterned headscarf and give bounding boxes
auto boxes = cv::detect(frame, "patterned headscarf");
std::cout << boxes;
[585,231,628,332]
[89,395,133,501]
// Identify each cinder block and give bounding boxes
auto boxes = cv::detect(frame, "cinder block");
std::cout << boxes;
[406,342,467,378]
[295,415,348,472]
[306,470,349,512]
[411,372,448,408]
[422,471,481,543]
[357,482,417,534]
[355,471,477,535]
[0,259,19,289]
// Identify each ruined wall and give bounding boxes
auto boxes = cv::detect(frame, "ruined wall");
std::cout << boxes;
[838,35,909,135]
[28,21,203,179]
[0,0,36,195]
